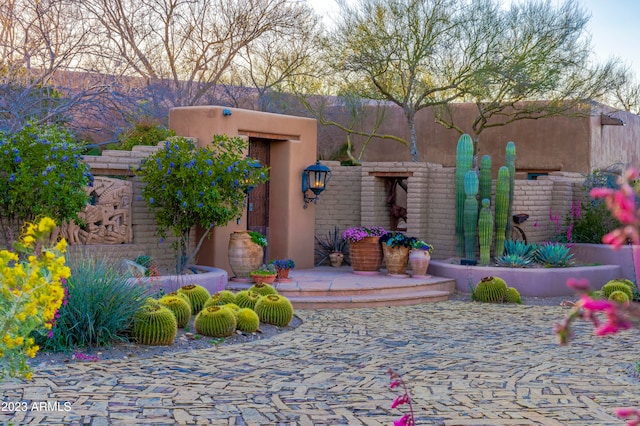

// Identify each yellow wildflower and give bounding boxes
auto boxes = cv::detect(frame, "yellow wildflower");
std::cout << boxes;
[54,238,67,252]
[37,217,56,233]
[25,345,39,358]
[22,235,35,246]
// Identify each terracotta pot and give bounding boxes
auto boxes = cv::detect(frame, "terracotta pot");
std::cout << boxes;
[382,245,410,276]
[349,236,382,273]
[251,274,277,284]
[276,268,290,281]
[228,231,264,278]
[409,249,431,277]
[329,252,344,267]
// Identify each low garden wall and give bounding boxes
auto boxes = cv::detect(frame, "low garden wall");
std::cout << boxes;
[128,265,228,295]
[428,260,621,297]
[572,243,640,283]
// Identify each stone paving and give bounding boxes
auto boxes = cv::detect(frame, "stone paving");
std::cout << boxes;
[1,301,639,425]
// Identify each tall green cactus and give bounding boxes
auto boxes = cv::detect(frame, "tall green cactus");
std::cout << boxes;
[479,155,492,207]
[495,166,510,257]
[463,170,479,260]
[478,198,493,265]
[505,142,516,238]
[455,134,474,257]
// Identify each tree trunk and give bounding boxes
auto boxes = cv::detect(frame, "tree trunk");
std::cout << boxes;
[406,110,419,162]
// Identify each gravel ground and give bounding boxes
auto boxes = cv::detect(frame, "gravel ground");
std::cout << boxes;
[30,294,577,368]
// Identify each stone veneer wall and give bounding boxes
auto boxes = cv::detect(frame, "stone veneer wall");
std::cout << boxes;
[315,162,586,262]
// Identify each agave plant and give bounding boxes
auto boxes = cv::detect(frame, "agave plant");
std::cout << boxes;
[503,240,538,259]
[534,242,574,267]
[495,254,534,268]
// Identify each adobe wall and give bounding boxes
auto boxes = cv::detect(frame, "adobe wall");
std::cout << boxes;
[589,107,640,171]
[328,104,593,175]
[315,162,585,262]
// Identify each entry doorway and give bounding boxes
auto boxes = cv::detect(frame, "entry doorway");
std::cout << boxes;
[247,138,270,261]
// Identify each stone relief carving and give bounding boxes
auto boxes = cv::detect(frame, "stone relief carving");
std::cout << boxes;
[60,177,133,244]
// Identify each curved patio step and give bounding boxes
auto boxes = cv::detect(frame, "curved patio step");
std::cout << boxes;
[226,266,455,309]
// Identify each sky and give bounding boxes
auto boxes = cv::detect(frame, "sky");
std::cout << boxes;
[308,0,640,79]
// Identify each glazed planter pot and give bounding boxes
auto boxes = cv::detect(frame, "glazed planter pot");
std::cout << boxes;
[228,231,264,278]
[329,252,344,267]
[409,249,431,277]
[349,236,383,274]
[382,245,410,276]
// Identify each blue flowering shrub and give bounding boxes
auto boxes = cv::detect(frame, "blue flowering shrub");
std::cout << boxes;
[137,135,269,274]
[0,123,93,242]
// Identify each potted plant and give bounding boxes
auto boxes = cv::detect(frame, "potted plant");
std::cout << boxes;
[380,232,412,276]
[228,230,267,279]
[342,226,387,274]
[250,263,277,285]
[408,239,434,277]
[315,226,348,267]
[271,259,295,281]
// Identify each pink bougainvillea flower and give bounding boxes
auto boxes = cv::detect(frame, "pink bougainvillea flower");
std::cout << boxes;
[390,380,400,389]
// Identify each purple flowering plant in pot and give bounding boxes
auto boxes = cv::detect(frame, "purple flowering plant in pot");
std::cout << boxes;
[342,226,387,273]
[342,226,387,243]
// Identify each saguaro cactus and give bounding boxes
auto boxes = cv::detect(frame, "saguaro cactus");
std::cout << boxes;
[505,142,516,237]
[455,134,474,257]
[479,155,492,208]
[463,170,479,260]
[495,166,510,257]
[478,198,493,265]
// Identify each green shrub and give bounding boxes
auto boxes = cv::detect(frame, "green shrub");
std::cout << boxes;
[562,168,622,243]
[36,255,151,352]
[570,201,620,243]
[0,122,92,240]
[109,122,176,151]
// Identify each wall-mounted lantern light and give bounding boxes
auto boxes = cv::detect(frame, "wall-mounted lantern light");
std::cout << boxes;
[302,161,331,209]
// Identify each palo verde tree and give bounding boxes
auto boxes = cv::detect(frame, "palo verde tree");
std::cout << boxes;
[433,0,620,156]
[326,0,476,162]
[137,135,269,274]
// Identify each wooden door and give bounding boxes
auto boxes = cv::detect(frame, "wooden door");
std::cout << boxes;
[248,138,270,261]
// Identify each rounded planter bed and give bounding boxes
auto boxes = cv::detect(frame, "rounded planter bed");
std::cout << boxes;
[429,260,621,297]
[129,265,229,295]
